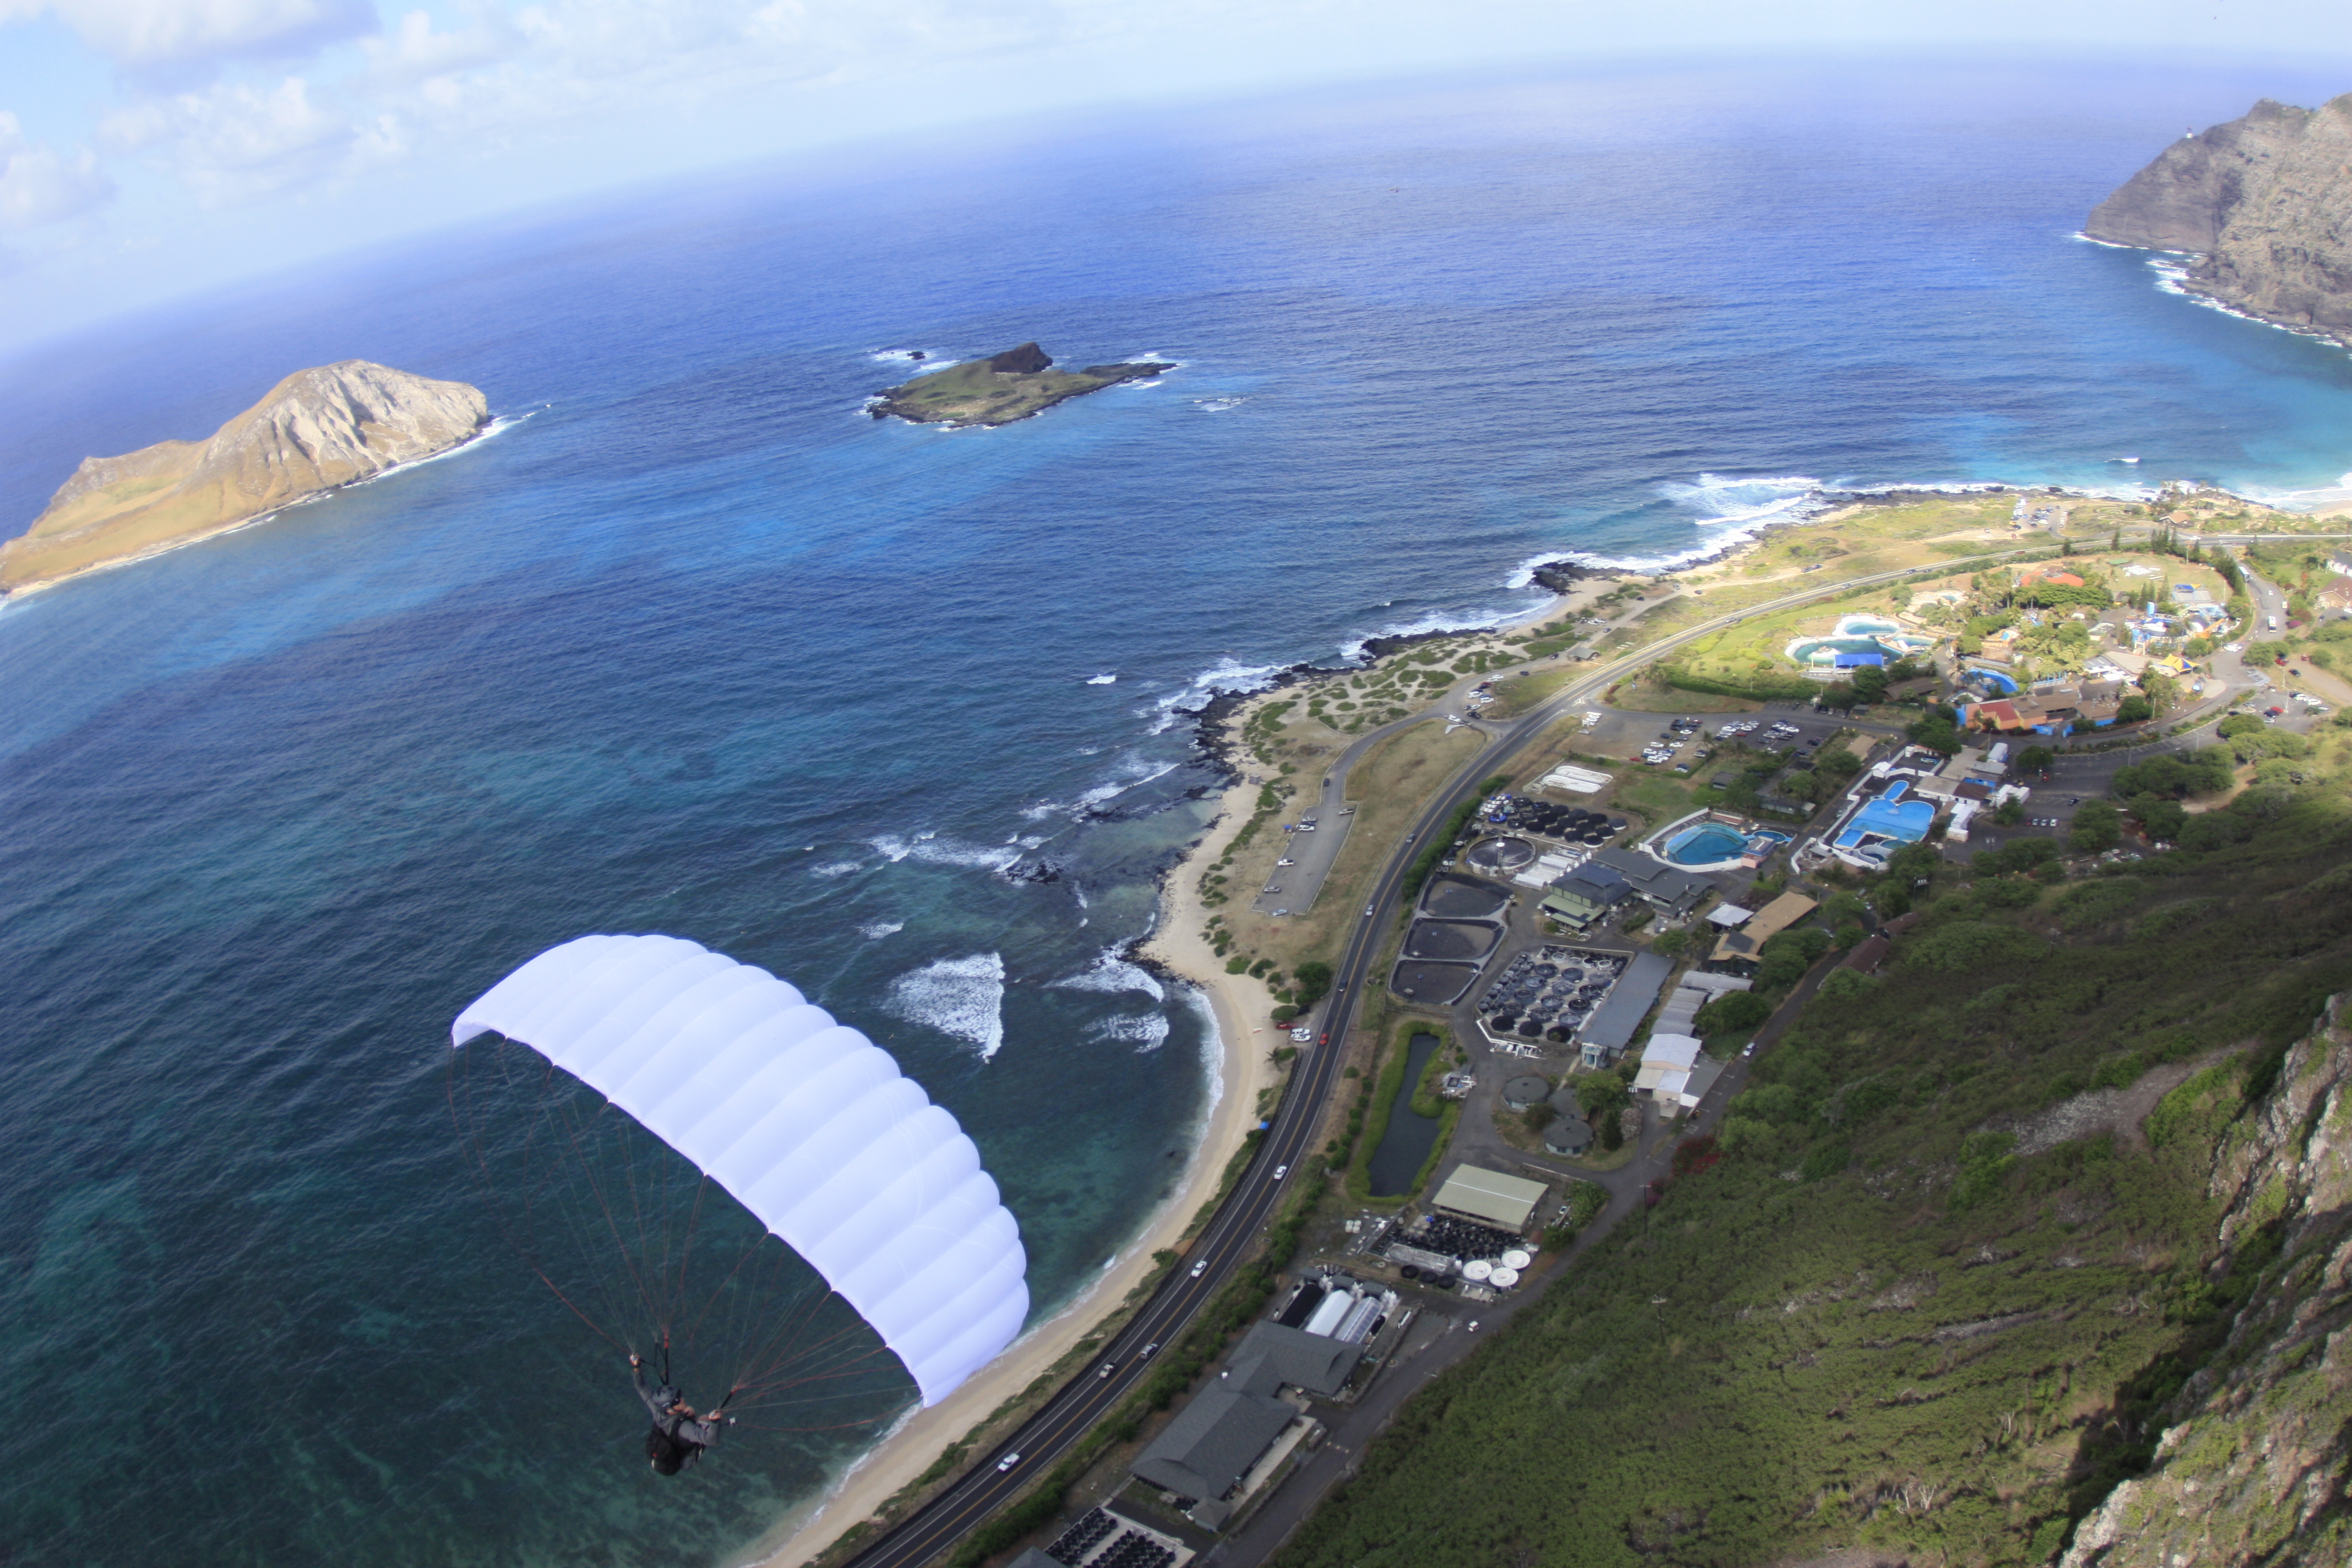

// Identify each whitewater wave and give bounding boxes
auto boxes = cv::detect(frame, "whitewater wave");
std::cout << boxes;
[857,920,905,940]
[1336,602,1532,663]
[1085,672,1118,685]
[868,349,955,368]
[1194,396,1244,412]
[1144,657,1284,734]
[867,832,1025,873]
[809,860,864,879]
[2143,257,2352,356]
[1050,946,1166,1003]
[886,952,1006,1060]
[1089,1012,1172,1052]
[1549,471,1830,572]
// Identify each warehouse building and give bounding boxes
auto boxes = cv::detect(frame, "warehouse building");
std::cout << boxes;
[1429,1163,1548,1231]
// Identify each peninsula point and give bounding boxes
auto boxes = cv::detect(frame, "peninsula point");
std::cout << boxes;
[2,360,490,595]
[869,342,1169,427]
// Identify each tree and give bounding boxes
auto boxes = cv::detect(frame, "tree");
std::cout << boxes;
[1694,991,1771,1036]
[2131,796,2186,841]
[1819,747,1864,782]
[2139,670,2180,712]
[1292,960,1335,1006]
[1992,797,2026,826]
[1781,769,1820,803]
[2115,694,2154,723]
[1850,665,1891,704]
[1907,711,1963,756]
[2069,799,2122,853]
[2017,744,2055,773]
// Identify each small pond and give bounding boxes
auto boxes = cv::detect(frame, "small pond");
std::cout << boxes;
[1368,1032,1445,1197]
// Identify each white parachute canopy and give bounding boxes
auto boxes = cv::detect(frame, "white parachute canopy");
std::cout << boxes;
[451,933,1028,1407]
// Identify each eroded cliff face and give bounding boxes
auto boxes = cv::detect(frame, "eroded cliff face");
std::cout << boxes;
[2061,997,2352,1567]
[3,360,488,593]
[2086,94,2352,342]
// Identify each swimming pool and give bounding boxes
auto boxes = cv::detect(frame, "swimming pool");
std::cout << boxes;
[1665,823,1749,864]
[1836,779,1936,846]
[1785,614,1937,668]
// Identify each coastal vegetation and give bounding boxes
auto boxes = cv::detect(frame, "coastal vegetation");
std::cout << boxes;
[1274,722,2352,1568]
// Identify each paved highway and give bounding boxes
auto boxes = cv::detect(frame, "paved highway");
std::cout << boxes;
[834,528,2285,1568]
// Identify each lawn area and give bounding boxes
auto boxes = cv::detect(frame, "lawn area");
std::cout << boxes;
[1217,717,1490,979]
[1485,665,1582,718]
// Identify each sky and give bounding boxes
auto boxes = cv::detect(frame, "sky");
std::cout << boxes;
[0,0,2346,350]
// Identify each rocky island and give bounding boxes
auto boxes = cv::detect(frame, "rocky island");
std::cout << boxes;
[2,360,490,595]
[2088,91,2352,345]
[868,342,1169,427]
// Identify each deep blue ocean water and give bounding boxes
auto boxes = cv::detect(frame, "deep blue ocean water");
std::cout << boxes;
[6,55,2352,1566]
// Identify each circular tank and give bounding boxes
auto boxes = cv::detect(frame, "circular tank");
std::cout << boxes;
[1462,1259,1494,1282]
[1501,1249,1532,1270]
[1488,1266,1521,1288]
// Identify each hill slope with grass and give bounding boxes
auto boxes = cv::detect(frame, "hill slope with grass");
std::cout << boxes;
[1273,736,2352,1568]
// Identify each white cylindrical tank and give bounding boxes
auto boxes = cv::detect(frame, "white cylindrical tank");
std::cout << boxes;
[1462,1259,1494,1282]
[1488,1266,1521,1288]
[1501,1249,1531,1270]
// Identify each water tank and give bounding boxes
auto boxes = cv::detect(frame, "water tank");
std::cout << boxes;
[1501,1249,1532,1270]
[1488,1266,1521,1288]
[1462,1259,1494,1282]
[1303,1290,1353,1338]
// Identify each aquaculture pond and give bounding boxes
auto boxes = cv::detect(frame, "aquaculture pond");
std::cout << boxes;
[1368,1032,1445,1197]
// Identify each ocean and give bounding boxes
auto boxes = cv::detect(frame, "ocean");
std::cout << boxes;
[4,55,2351,1567]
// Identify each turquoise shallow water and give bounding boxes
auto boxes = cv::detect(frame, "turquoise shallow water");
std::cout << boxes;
[4,55,2352,1567]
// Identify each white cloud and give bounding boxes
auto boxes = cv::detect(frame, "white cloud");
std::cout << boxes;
[99,75,389,203]
[360,8,514,90]
[0,110,118,228]
[3,0,378,71]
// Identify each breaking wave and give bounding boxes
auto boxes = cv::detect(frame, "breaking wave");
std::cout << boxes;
[1144,657,1283,734]
[885,952,1006,1060]
[857,920,904,940]
[1050,946,1166,1003]
[1088,1012,1172,1052]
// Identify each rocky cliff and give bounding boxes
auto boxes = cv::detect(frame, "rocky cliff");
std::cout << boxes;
[2086,94,2352,343]
[2,360,489,594]
[2061,997,2352,1567]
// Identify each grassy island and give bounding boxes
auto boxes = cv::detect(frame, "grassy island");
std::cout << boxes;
[869,341,1169,427]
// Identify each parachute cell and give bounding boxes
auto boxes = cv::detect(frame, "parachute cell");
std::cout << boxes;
[453,933,1029,1407]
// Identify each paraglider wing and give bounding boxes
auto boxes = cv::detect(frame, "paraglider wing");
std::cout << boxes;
[453,933,1029,1407]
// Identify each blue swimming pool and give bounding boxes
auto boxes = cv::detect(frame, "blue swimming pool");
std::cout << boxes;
[1839,781,1936,846]
[1665,823,1751,864]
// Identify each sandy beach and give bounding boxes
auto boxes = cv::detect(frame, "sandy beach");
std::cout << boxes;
[744,767,1278,1568]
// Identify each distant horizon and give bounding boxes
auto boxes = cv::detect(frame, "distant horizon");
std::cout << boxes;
[1,19,2347,354]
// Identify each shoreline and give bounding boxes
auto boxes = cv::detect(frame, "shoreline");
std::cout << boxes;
[744,775,1277,1568]
[741,466,2347,1568]
[0,415,511,602]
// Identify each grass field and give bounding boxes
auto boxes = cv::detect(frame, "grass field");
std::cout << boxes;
[1214,717,1489,981]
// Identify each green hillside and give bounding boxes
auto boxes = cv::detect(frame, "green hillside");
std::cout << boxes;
[1275,736,2352,1568]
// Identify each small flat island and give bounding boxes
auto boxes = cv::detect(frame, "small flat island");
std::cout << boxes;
[2,360,489,596]
[869,342,1170,428]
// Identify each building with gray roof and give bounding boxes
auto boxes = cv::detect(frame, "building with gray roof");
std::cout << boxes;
[1575,949,1673,1065]
[1589,847,1713,918]
[1131,1387,1297,1516]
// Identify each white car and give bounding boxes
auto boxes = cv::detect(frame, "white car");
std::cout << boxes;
[1290,1026,1313,1042]
[2225,642,2246,653]
[1191,1259,1208,1278]
[1273,1164,1288,1180]
[998,1452,1022,1472]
